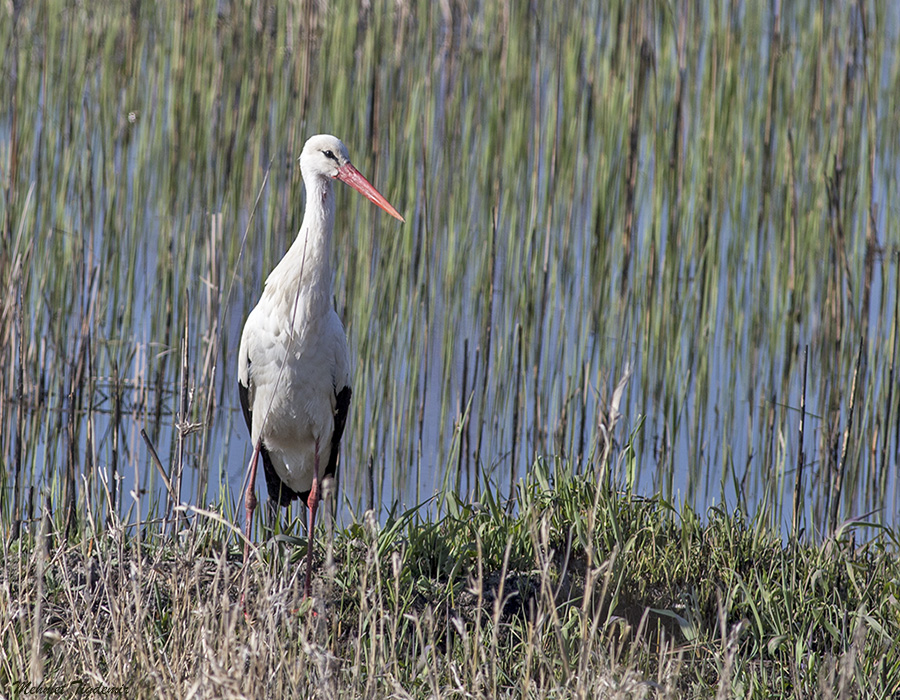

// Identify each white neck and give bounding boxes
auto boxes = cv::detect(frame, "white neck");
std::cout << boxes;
[263,173,336,322]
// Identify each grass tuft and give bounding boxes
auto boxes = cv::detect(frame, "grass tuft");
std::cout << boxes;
[3,465,898,697]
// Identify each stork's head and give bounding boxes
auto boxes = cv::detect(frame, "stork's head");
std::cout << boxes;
[300,134,351,180]
[300,134,404,222]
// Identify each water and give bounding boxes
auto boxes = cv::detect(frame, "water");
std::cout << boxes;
[1,1,897,540]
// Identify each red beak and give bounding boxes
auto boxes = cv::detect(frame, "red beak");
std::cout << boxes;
[335,164,405,222]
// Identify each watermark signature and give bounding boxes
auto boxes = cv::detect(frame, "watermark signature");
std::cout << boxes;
[13,680,127,697]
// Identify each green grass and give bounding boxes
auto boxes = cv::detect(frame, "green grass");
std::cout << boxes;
[3,461,899,697]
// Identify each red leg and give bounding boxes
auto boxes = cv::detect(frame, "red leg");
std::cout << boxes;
[243,439,262,565]
[304,439,320,598]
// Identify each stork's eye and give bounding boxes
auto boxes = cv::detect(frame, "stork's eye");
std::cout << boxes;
[323,149,337,161]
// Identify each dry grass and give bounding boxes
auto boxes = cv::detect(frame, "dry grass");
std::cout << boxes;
[3,465,898,698]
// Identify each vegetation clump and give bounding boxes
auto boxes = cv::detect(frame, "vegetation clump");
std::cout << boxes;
[3,466,898,698]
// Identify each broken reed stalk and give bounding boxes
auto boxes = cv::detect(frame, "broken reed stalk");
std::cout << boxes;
[792,346,808,539]
[829,337,864,537]
[142,428,175,510]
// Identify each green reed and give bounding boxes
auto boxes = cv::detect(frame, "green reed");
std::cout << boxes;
[1,0,898,627]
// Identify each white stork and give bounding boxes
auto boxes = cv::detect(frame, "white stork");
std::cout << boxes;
[238,134,404,597]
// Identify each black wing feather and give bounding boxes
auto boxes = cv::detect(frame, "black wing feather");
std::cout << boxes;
[324,385,352,493]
